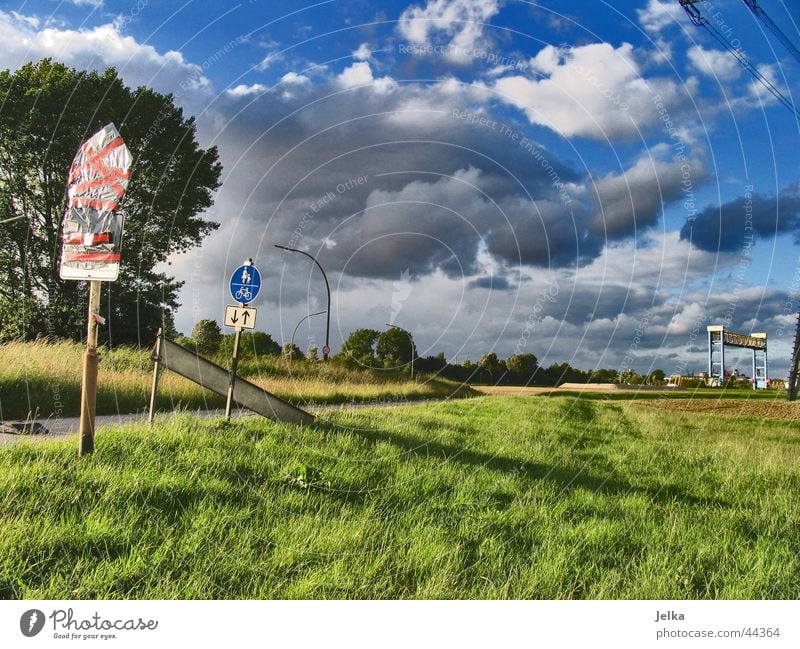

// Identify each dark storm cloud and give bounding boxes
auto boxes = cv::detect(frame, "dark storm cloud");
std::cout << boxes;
[468,275,515,290]
[190,71,708,294]
[680,184,800,252]
[590,155,708,238]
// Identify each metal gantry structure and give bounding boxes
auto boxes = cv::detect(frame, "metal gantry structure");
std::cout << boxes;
[707,326,768,388]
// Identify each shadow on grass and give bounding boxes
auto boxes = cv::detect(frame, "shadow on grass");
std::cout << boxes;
[326,422,727,509]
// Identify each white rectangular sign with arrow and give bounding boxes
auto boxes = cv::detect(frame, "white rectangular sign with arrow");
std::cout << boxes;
[224,305,257,330]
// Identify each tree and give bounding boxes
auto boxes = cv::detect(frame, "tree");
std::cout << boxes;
[506,353,538,383]
[620,369,644,385]
[337,328,380,368]
[306,345,319,361]
[220,331,280,358]
[589,368,619,384]
[376,328,415,369]
[0,59,222,344]
[191,319,221,355]
[416,351,447,373]
[477,352,504,382]
[282,342,304,361]
[649,369,666,385]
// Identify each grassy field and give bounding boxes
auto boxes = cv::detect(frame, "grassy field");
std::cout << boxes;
[0,395,797,599]
[0,340,475,420]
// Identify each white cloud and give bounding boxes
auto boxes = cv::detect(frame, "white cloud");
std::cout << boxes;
[0,10,210,101]
[337,61,374,87]
[256,49,285,72]
[281,72,311,85]
[336,61,396,93]
[748,63,783,106]
[637,0,684,34]
[353,43,372,61]
[228,83,267,97]
[68,0,104,6]
[10,11,40,28]
[492,42,692,139]
[398,0,502,64]
[687,45,741,82]
[574,231,736,288]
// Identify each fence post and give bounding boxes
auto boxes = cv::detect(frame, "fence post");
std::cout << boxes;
[148,328,162,426]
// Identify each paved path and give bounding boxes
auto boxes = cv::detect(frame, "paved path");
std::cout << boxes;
[0,398,454,447]
[0,409,250,447]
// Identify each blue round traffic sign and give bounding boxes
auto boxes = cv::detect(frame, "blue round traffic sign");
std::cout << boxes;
[229,263,261,304]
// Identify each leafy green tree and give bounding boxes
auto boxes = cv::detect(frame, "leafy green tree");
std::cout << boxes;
[620,369,644,385]
[649,369,666,385]
[282,342,304,361]
[337,328,380,368]
[506,353,538,382]
[243,331,280,356]
[376,328,415,369]
[191,319,222,355]
[477,352,504,382]
[306,345,319,361]
[417,351,447,373]
[0,59,222,344]
[220,331,280,358]
[589,368,619,383]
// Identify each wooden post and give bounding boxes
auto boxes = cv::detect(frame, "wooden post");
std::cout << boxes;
[148,328,162,426]
[78,280,102,456]
[225,328,241,420]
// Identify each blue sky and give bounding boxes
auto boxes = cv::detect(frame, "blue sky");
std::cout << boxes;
[3,0,800,376]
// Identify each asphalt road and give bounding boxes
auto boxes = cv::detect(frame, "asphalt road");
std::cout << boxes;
[0,409,250,447]
[0,398,453,447]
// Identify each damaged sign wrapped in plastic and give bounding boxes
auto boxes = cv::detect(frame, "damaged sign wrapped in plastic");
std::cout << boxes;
[59,123,132,281]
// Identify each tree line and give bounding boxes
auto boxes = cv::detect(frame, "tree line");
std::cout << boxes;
[187,319,668,387]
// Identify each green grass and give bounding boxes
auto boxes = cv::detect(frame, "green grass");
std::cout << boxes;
[0,340,475,420]
[1,396,798,599]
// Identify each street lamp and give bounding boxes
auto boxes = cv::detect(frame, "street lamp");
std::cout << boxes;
[385,323,415,380]
[291,310,327,359]
[275,244,331,360]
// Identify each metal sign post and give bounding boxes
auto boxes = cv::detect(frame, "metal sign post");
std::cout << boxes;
[148,328,163,426]
[225,260,261,420]
[225,327,242,420]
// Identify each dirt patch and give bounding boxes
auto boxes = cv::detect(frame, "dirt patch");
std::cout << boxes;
[632,399,800,421]
[472,386,559,396]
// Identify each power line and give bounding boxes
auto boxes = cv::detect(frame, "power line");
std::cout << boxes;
[742,0,800,66]
[679,0,800,120]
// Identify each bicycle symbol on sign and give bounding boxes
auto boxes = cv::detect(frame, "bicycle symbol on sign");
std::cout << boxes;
[235,286,252,301]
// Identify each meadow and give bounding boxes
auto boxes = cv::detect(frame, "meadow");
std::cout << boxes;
[0,395,797,599]
[0,340,474,420]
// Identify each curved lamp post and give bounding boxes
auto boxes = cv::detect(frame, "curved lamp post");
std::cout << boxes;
[275,244,331,360]
[291,310,327,359]
[386,323,415,380]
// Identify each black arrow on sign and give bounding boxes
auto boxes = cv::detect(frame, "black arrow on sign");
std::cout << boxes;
[230,311,239,324]
[242,311,250,325]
